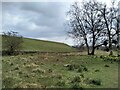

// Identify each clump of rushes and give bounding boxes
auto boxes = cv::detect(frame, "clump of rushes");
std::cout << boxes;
[88,78,102,85]
[94,69,100,72]
[104,64,110,67]
[80,74,84,78]
[48,69,52,73]
[55,81,65,86]
[71,83,83,89]
[68,64,75,71]
[77,65,88,72]
[71,76,81,83]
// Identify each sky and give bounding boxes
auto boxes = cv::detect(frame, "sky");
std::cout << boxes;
[1,0,120,46]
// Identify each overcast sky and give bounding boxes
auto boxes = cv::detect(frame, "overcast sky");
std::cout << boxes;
[1,0,119,46]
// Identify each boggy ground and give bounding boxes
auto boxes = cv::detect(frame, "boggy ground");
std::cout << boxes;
[2,52,119,88]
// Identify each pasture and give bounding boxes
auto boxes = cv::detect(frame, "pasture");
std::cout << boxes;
[2,52,119,88]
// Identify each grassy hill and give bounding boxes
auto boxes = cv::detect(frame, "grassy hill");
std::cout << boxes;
[2,35,76,52]
[22,38,76,52]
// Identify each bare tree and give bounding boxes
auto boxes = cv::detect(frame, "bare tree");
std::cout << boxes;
[67,1,105,55]
[112,2,120,56]
[96,1,120,56]
[99,1,120,51]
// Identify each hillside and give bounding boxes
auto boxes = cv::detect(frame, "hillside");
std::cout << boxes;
[22,38,76,52]
[2,36,76,52]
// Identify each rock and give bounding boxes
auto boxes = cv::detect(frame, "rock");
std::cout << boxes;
[64,64,71,67]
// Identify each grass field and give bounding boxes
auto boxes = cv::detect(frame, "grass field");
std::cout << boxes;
[2,53,119,88]
[2,36,119,88]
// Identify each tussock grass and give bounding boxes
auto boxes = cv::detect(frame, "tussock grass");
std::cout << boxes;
[2,53,118,88]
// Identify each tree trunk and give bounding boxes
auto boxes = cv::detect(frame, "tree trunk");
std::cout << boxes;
[108,31,112,50]
[90,28,95,55]
[84,38,90,55]
[90,49,95,55]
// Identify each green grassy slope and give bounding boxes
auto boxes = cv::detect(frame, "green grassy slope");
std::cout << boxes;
[2,35,76,52]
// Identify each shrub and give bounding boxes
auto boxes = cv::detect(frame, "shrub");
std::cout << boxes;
[2,31,23,55]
